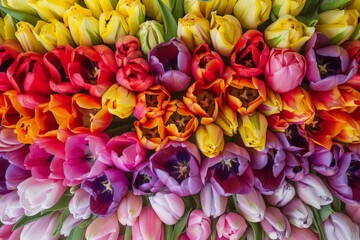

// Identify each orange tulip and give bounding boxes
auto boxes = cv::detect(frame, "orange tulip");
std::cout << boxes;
[134,116,167,151]
[15,116,39,144]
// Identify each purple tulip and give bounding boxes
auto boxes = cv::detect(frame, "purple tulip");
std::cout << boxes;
[266,180,295,207]
[285,151,309,182]
[200,142,254,196]
[148,38,191,93]
[282,197,313,228]
[132,161,164,195]
[0,191,24,224]
[260,207,291,240]
[150,141,203,196]
[327,149,360,204]
[346,203,360,223]
[0,146,30,195]
[81,169,128,217]
[323,212,360,240]
[305,32,358,91]
[309,143,343,176]
[249,131,286,195]
[200,182,227,218]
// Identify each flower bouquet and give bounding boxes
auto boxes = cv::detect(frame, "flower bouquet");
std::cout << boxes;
[0,0,360,239]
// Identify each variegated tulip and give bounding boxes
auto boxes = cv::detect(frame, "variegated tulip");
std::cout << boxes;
[137,20,165,55]
[213,0,238,15]
[271,0,306,18]
[215,104,238,137]
[84,0,115,19]
[134,116,168,151]
[116,0,145,36]
[238,112,268,151]
[99,11,129,45]
[233,0,272,29]
[15,21,47,54]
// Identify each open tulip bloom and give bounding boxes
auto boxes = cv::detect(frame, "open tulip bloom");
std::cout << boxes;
[1,0,360,239]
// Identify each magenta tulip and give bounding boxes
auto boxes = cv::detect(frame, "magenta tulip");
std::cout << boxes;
[289,226,319,240]
[346,203,360,223]
[0,224,22,240]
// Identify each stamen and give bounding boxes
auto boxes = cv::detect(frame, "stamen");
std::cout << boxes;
[101,180,113,194]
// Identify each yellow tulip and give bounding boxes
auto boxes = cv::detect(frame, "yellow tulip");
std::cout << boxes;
[346,0,360,12]
[142,0,170,22]
[316,9,359,45]
[84,0,115,19]
[184,0,217,18]
[3,14,16,40]
[210,11,242,56]
[1,0,37,15]
[264,15,315,51]
[137,20,165,55]
[33,19,75,51]
[27,0,78,22]
[213,0,237,16]
[233,0,272,29]
[177,13,211,52]
[15,21,47,53]
[195,123,224,158]
[99,10,129,44]
[214,104,238,137]
[271,0,306,18]
[63,3,102,46]
[238,112,268,151]
[0,19,4,44]
[116,0,145,36]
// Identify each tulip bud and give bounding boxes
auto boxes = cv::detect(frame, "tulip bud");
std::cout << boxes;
[316,9,359,45]
[1,14,16,41]
[137,20,165,55]
[264,15,315,52]
[85,214,120,240]
[27,0,78,22]
[84,0,115,19]
[236,188,266,222]
[63,3,102,46]
[210,11,242,57]
[200,183,227,218]
[266,180,295,207]
[289,226,319,240]
[216,212,247,239]
[215,104,238,137]
[132,206,165,240]
[99,11,128,45]
[186,210,211,240]
[260,207,291,240]
[295,173,333,209]
[195,123,225,158]
[238,112,268,151]
[0,191,24,224]
[177,13,211,52]
[142,0,170,22]
[20,212,60,240]
[323,212,360,240]
[1,0,37,16]
[346,203,360,223]
[282,198,313,228]
[233,0,272,29]
[213,0,238,16]
[15,21,47,54]
[150,192,185,225]
[116,0,146,36]
[60,214,82,237]
[271,0,306,18]
[68,189,92,220]
[117,190,142,226]
[184,0,217,18]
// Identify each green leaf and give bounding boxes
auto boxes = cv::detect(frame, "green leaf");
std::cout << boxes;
[319,204,334,221]
[109,0,118,9]
[171,0,184,22]
[171,209,191,240]
[13,211,52,230]
[156,0,178,41]
[296,0,322,27]
[249,222,263,240]
[319,0,351,12]
[41,192,72,214]
[52,208,70,236]
[68,225,85,240]
[0,5,40,26]
[311,206,327,240]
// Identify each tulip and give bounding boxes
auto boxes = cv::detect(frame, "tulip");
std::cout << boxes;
[99,11,128,45]
[84,0,115,19]
[238,112,268,151]
[264,48,306,93]
[309,143,342,176]
[210,12,242,57]
[150,141,203,196]
[116,0,145,36]
[132,205,164,240]
[316,9,359,45]
[149,191,185,225]
[186,210,211,240]
[212,0,238,15]
[195,123,224,158]
[142,0,170,22]
[0,224,22,240]
[233,0,272,29]
[68,188,92,220]
[295,173,333,209]
[230,30,270,78]
[81,169,128,216]
[264,15,315,52]
[63,4,102,46]
[17,177,66,216]
[134,116,168,151]
[200,182,227,218]
[266,180,295,207]
[115,35,142,68]
[215,104,238,137]
[47,94,73,132]
[271,0,306,18]
[184,0,217,18]
[137,20,165,55]
[15,21,47,54]
[0,191,24,224]
[284,151,310,182]
[117,190,142,226]
[85,214,120,240]
[20,212,60,240]
[216,212,247,240]
[148,38,192,92]
[260,207,291,240]
[15,117,40,144]
[236,188,266,222]
[132,161,164,195]
[27,0,78,22]
[305,32,358,92]
[288,226,319,240]
[177,13,211,52]
[346,203,360,223]
[282,197,313,228]
[1,0,37,16]
[60,214,83,237]
[323,212,360,240]
[0,14,16,41]
[191,44,225,84]
[0,127,24,152]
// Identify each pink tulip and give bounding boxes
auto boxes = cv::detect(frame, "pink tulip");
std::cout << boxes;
[85,214,120,240]
[282,198,313,228]
[200,182,227,218]
[186,210,211,240]
[346,203,360,223]
[0,224,22,240]
[266,180,295,207]
[132,205,164,240]
[288,226,319,240]
[236,188,266,222]
[17,177,66,216]
[216,212,247,240]
[117,190,142,226]
[149,191,185,225]
[323,212,360,240]
[264,48,306,93]
[68,188,92,220]
[60,214,82,237]
[0,191,24,224]
[20,212,60,240]
[260,207,291,240]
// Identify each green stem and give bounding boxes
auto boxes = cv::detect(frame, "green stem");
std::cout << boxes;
[232,195,240,213]
[210,217,218,240]
[192,194,201,209]
[164,224,173,240]
[124,225,132,240]
[311,207,326,240]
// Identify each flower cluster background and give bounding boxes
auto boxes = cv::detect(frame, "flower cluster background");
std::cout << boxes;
[0,0,360,239]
